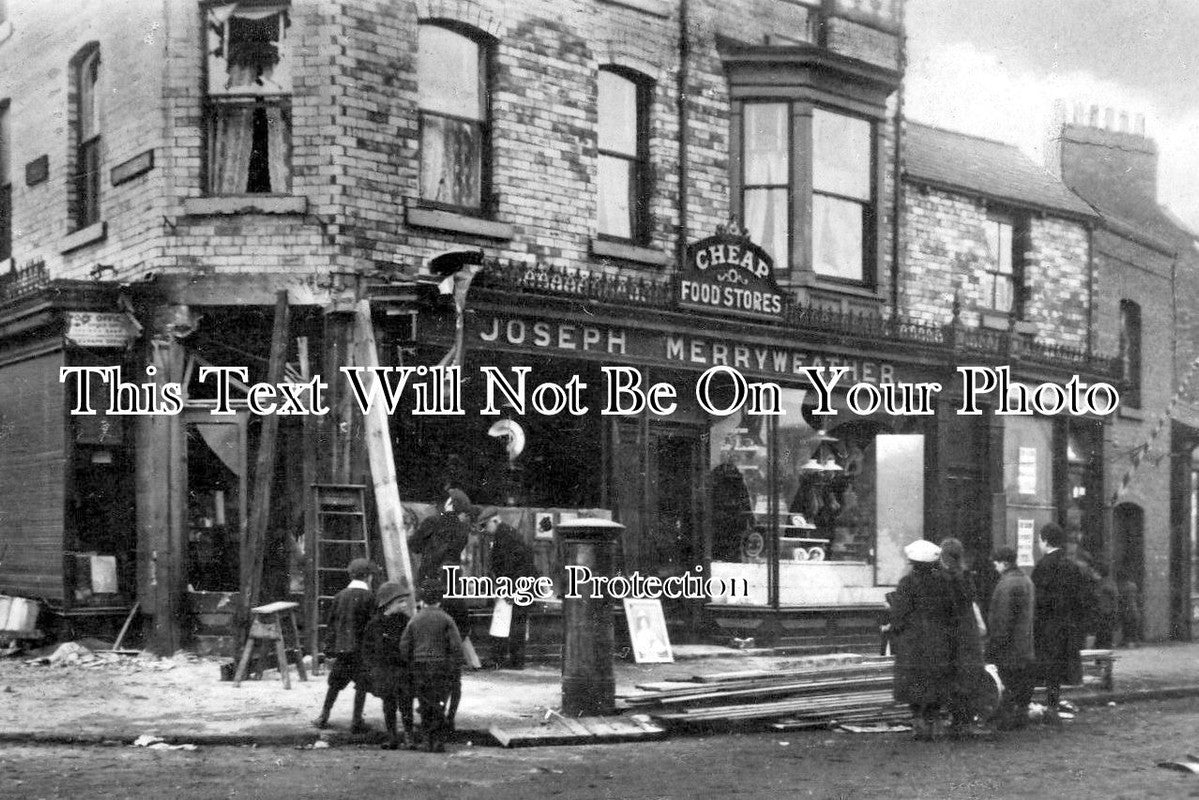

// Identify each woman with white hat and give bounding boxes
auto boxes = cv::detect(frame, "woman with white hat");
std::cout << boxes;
[887,538,957,740]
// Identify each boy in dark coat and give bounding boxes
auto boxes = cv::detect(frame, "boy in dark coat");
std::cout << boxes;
[1032,523,1093,724]
[400,577,464,752]
[986,546,1035,730]
[361,578,414,750]
[314,558,377,731]
[479,507,537,669]
[889,539,956,741]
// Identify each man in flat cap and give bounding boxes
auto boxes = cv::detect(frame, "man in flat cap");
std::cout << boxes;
[314,557,377,731]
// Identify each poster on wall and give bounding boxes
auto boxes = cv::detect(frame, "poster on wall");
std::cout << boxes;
[1017,519,1036,567]
[1017,447,1038,496]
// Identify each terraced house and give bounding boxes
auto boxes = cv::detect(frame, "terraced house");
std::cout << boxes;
[0,0,1164,657]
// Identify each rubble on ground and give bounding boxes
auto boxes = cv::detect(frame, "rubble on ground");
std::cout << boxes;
[23,642,202,672]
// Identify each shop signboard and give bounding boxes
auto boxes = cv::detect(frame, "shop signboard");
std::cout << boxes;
[678,228,785,321]
[463,311,909,386]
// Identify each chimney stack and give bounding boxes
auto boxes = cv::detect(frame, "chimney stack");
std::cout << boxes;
[1048,99,1159,215]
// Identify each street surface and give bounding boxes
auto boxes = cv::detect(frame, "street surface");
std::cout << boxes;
[5,697,1199,799]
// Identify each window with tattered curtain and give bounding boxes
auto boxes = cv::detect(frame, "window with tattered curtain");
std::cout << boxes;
[205,3,292,195]
[418,24,487,211]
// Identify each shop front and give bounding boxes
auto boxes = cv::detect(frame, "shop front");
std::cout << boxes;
[382,268,960,648]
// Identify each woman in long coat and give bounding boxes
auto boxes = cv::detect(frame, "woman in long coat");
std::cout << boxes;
[889,539,956,740]
[938,537,989,733]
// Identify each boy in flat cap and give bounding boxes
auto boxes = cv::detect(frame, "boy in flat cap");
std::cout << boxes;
[314,557,377,732]
[361,577,415,750]
[400,577,464,752]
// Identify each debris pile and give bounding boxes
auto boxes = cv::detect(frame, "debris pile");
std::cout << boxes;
[24,642,197,672]
[619,655,907,730]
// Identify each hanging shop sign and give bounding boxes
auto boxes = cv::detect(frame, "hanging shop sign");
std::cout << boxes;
[678,228,785,320]
[66,312,138,349]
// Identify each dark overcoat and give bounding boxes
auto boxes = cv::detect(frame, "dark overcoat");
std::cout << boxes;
[410,512,470,584]
[986,565,1035,667]
[1032,549,1092,685]
[490,522,536,582]
[360,609,412,699]
[890,563,956,706]
[326,585,375,655]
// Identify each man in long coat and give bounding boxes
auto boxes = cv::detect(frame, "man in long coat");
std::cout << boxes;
[889,538,956,740]
[987,546,1035,729]
[1031,523,1093,724]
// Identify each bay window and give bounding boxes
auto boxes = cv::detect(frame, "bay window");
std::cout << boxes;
[737,102,875,284]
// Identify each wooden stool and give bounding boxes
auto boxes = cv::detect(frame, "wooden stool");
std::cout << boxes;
[234,601,308,689]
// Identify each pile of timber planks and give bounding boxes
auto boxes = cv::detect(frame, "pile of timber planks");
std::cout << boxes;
[619,655,908,729]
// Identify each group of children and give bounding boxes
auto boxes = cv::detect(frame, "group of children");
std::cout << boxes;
[314,558,463,752]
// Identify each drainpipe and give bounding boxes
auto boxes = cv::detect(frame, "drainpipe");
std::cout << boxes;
[890,4,906,318]
[675,0,690,267]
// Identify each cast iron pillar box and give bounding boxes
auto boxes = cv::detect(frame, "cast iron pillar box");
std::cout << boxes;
[560,517,625,717]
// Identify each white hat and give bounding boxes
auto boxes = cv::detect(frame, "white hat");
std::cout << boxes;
[904,539,941,563]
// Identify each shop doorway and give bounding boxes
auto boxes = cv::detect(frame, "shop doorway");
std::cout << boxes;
[611,420,703,580]
[183,410,248,592]
[1114,501,1144,606]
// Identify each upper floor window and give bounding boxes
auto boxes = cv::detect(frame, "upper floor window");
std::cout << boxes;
[418,23,489,213]
[0,99,10,262]
[741,103,789,268]
[205,4,292,194]
[71,45,101,229]
[812,109,872,281]
[737,103,876,284]
[980,212,1028,316]
[597,68,650,242]
[1119,299,1142,408]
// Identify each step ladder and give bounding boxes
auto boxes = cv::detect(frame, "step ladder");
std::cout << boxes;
[308,484,371,672]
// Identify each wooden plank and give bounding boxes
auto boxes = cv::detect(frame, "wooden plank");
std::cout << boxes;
[351,300,415,614]
[242,291,290,615]
[553,716,594,738]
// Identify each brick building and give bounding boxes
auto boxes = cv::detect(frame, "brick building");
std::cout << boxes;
[900,122,1108,592]
[1048,108,1199,641]
[0,0,1126,654]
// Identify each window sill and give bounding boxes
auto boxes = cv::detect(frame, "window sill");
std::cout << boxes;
[1118,405,1144,421]
[184,196,308,216]
[61,221,107,254]
[590,237,671,267]
[0,20,12,46]
[790,271,885,301]
[406,206,514,240]
[979,310,1012,331]
[596,0,671,17]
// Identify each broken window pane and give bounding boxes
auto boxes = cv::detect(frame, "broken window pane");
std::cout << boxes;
[207,4,292,96]
[420,114,482,208]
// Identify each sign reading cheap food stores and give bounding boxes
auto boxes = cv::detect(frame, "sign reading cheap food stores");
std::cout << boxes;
[677,228,785,321]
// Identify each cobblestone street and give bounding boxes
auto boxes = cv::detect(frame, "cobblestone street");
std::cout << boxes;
[6,696,1199,799]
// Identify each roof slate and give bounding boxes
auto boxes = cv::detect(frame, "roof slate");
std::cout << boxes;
[904,122,1096,220]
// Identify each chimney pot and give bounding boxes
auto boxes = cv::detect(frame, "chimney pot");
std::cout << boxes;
[1089,105,1100,126]
[1073,102,1084,124]
[1119,111,1129,132]
[1104,107,1115,130]
[1135,113,1146,136]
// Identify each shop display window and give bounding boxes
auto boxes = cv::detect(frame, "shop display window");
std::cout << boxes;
[707,387,924,607]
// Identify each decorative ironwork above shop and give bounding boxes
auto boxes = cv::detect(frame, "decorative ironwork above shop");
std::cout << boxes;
[465,260,1120,382]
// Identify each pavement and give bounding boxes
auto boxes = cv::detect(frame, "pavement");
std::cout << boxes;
[0,641,1195,748]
